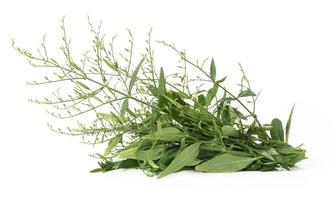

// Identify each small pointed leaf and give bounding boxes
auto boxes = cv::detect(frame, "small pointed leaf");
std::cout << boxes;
[129,58,144,93]
[97,112,125,124]
[285,104,295,142]
[210,58,216,81]
[103,59,118,71]
[158,67,166,96]
[121,99,128,117]
[238,89,256,97]
[76,81,90,90]
[103,135,121,156]
[205,84,218,106]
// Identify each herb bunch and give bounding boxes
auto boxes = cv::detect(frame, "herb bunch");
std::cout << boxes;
[14,18,306,178]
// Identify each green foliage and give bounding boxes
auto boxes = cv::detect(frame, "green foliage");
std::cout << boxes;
[285,104,295,142]
[128,59,144,94]
[103,135,121,156]
[238,89,256,97]
[210,58,216,81]
[195,153,258,172]
[270,118,284,141]
[14,17,306,178]
[158,142,201,178]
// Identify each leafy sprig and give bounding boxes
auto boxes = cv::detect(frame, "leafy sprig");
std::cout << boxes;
[14,17,306,177]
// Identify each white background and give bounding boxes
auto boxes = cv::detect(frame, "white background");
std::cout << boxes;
[0,0,335,199]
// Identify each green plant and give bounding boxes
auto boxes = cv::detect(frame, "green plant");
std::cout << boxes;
[13,17,306,178]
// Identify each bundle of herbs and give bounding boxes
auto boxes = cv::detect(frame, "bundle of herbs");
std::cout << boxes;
[14,18,306,178]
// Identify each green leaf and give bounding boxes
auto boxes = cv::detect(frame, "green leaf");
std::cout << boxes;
[116,147,139,159]
[103,135,121,156]
[163,95,184,110]
[238,89,256,97]
[270,118,284,141]
[158,149,179,168]
[97,112,117,121]
[90,159,140,173]
[221,104,238,125]
[136,146,166,161]
[90,168,104,173]
[210,58,216,81]
[275,145,299,155]
[97,112,125,124]
[117,144,166,161]
[158,142,201,178]
[205,84,218,106]
[195,153,258,172]
[121,99,128,117]
[285,104,295,142]
[216,76,226,84]
[187,159,202,166]
[158,67,166,96]
[246,123,270,140]
[175,91,190,99]
[197,94,206,107]
[76,81,90,90]
[71,62,86,76]
[117,159,140,169]
[221,125,239,137]
[143,127,186,142]
[103,59,118,71]
[129,58,144,93]
[253,148,277,161]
